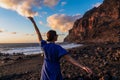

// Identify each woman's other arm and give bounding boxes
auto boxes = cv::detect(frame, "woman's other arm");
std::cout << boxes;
[28,17,43,42]
[63,54,93,74]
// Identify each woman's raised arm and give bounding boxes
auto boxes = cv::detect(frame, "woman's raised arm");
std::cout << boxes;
[28,17,43,42]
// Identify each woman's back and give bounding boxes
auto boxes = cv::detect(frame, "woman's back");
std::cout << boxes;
[41,40,68,80]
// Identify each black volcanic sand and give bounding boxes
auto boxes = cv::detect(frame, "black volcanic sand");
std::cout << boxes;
[0,42,120,80]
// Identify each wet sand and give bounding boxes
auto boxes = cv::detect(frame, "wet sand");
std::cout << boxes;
[0,42,120,80]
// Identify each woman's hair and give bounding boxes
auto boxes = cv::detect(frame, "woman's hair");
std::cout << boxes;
[47,30,57,41]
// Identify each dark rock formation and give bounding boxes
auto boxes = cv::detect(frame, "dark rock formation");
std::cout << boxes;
[61,43,120,80]
[64,0,120,43]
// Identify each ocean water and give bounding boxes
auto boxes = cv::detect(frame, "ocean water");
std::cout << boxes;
[0,43,82,55]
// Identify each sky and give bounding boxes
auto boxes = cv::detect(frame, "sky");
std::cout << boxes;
[0,0,103,43]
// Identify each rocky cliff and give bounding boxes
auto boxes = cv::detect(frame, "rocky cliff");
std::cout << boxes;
[64,0,120,43]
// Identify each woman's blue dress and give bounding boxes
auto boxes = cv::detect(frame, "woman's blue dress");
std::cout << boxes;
[40,40,68,80]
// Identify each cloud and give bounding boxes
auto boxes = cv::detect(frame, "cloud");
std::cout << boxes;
[26,33,46,37]
[58,33,65,36]
[26,33,35,36]
[0,29,5,32]
[44,0,59,7]
[11,32,17,34]
[47,14,81,32]
[39,21,48,26]
[0,0,59,17]
[39,21,44,25]
[42,33,46,36]
[59,9,64,12]
[61,2,67,6]
[42,11,47,15]
[93,2,102,8]
[0,0,42,17]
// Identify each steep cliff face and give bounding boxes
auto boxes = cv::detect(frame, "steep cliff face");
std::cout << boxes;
[64,0,120,43]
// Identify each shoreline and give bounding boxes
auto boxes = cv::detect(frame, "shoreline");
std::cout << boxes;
[0,42,120,80]
[0,42,82,55]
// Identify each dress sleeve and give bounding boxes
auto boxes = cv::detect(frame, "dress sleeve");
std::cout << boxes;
[57,45,68,58]
[40,40,47,47]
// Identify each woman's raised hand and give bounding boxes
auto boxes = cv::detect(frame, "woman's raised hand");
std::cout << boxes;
[28,17,34,22]
[82,66,93,75]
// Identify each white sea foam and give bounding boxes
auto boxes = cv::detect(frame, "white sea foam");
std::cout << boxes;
[0,43,82,55]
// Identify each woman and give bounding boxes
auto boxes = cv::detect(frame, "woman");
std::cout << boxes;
[28,17,92,80]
